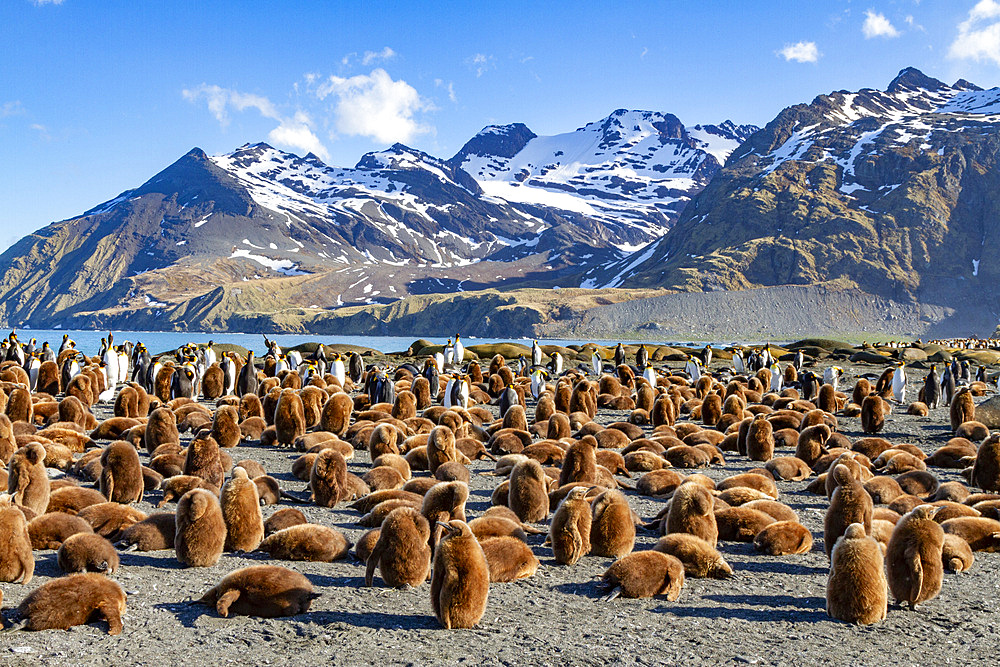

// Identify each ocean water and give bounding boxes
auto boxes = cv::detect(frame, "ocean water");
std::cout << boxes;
[13,328,732,356]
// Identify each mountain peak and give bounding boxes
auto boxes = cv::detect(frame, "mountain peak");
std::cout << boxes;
[450,123,537,163]
[887,67,948,94]
[953,78,983,92]
[355,143,437,170]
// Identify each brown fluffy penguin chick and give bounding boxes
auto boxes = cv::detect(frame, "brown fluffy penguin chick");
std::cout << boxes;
[508,458,550,524]
[221,467,264,552]
[765,456,812,482]
[234,459,266,479]
[175,488,226,567]
[183,436,224,489]
[426,425,458,475]
[482,505,547,535]
[753,521,814,555]
[971,433,1000,492]
[886,505,945,609]
[666,482,719,547]
[746,415,774,462]
[157,475,219,508]
[558,436,598,487]
[199,565,316,618]
[57,533,119,574]
[116,513,176,551]
[257,524,350,562]
[940,516,1000,551]
[430,520,490,629]
[368,422,401,459]
[467,516,528,542]
[942,533,975,572]
[12,573,126,634]
[824,464,873,560]
[549,486,593,565]
[99,441,144,504]
[434,461,470,484]
[861,394,885,435]
[365,507,432,588]
[273,389,306,446]
[354,528,381,563]
[590,488,635,558]
[600,551,684,601]
[144,407,179,455]
[310,448,348,508]
[76,503,147,540]
[715,507,776,542]
[263,507,308,537]
[321,392,353,436]
[349,489,424,514]
[423,481,469,549]
[0,493,34,583]
[826,523,887,625]
[479,536,539,582]
[28,512,94,550]
[8,442,50,516]
[652,533,733,578]
[253,475,281,506]
[951,388,975,432]
[211,405,242,448]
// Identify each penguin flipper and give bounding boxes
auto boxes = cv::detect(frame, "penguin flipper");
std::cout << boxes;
[905,544,923,605]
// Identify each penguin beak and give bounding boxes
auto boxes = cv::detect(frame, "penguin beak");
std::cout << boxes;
[436,521,459,535]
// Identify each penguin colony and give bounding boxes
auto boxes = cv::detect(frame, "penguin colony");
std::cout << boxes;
[0,332,998,640]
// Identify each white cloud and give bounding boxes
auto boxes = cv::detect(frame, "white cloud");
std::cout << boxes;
[182,84,329,161]
[950,0,1000,65]
[863,10,900,38]
[31,0,64,5]
[435,79,457,103]
[466,53,494,77]
[362,47,396,66]
[0,101,24,118]
[904,15,926,32]
[969,0,1000,21]
[777,41,820,63]
[30,123,51,140]
[182,84,278,126]
[268,111,329,161]
[314,68,432,144]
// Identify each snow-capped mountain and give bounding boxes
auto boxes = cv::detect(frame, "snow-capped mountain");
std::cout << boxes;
[580,68,1000,328]
[451,110,757,250]
[0,109,755,328]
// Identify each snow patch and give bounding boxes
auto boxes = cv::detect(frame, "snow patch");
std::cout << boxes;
[230,248,308,276]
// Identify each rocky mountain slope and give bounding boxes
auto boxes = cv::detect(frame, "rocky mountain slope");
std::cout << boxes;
[451,111,757,250]
[583,69,1000,332]
[0,110,752,330]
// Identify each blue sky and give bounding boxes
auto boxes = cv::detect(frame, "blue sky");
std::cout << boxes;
[3,0,1000,251]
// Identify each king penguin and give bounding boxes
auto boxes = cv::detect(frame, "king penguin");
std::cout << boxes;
[892,361,906,404]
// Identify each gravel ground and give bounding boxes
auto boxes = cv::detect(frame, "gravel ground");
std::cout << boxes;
[1,357,999,666]
[540,285,969,341]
